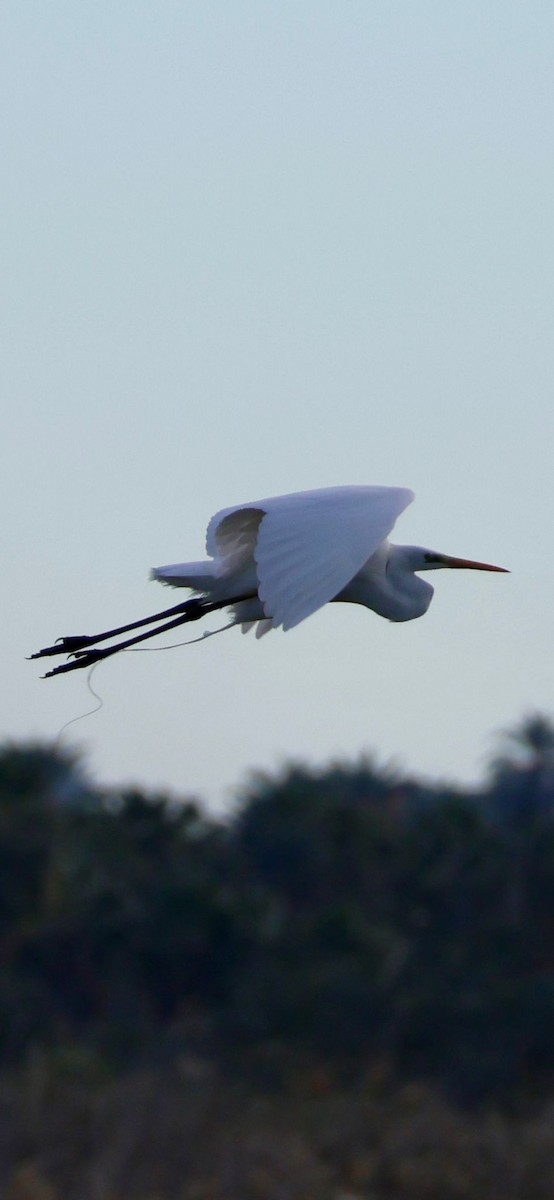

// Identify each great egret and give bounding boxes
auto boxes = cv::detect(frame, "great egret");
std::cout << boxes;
[30,485,508,677]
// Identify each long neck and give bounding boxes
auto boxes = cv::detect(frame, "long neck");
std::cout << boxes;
[385,546,434,621]
[337,543,434,623]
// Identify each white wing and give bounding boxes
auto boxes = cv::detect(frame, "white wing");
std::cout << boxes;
[206,486,414,631]
[206,505,265,578]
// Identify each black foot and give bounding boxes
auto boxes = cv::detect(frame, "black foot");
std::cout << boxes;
[41,647,114,678]
[29,636,96,660]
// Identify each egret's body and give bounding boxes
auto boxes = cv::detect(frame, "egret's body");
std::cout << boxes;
[151,485,506,635]
[31,486,508,676]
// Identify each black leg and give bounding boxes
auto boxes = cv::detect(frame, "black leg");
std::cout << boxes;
[30,592,258,678]
[29,596,210,661]
[40,608,214,677]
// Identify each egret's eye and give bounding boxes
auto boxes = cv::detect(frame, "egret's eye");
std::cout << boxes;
[424,552,441,564]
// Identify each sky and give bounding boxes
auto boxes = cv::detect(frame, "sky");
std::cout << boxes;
[2,1,553,810]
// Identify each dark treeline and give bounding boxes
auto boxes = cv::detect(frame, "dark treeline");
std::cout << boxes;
[2,715,554,1104]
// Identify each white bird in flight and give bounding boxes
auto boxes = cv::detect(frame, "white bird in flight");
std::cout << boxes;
[31,486,508,677]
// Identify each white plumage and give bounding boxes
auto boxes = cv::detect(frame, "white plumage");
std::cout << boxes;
[31,485,508,677]
[151,485,506,634]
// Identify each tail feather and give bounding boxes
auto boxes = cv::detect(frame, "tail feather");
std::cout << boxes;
[240,618,273,638]
[150,560,216,590]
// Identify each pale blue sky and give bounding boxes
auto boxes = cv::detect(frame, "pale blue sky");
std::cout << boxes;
[3,2,553,808]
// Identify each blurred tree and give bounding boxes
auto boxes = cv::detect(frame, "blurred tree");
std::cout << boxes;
[488,715,554,938]
[229,764,446,1057]
[0,741,92,933]
[0,742,97,1055]
[490,713,554,819]
[0,726,554,1101]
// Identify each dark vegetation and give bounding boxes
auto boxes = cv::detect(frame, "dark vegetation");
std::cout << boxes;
[2,715,554,1198]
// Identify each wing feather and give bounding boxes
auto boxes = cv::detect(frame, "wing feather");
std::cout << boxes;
[206,486,414,630]
[206,507,265,578]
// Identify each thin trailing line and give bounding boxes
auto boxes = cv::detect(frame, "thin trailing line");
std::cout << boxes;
[127,621,235,650]
[55,664,104,744]
[54,621,235,741]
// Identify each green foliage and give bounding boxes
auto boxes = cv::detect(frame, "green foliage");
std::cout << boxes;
[1,721,554,1101]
